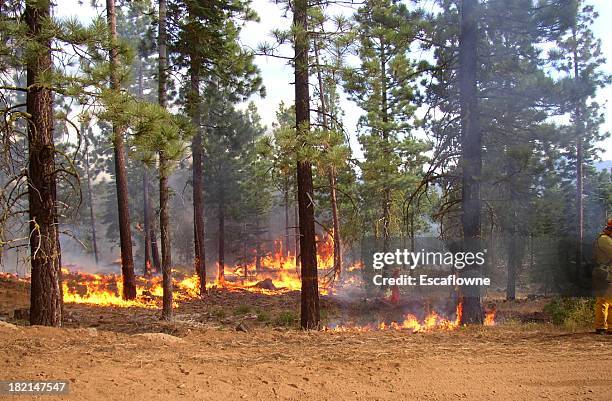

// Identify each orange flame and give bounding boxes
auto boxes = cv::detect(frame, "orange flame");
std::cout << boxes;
[328,301,464,333]
[60,268,203,308]
[484,305,496,326]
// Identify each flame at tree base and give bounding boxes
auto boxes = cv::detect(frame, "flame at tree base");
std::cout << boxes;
[327,302,464,333]
[326,301,496,333]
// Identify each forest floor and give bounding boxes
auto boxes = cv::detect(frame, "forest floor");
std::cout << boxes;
[1,276,611,401]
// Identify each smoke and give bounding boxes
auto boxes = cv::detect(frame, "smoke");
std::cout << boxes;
[59,232,120,274]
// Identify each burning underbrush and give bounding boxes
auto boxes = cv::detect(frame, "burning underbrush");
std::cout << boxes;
[61,268,199,308]
[2,266,497,333]
[59,235,363,308]
[1,235,497,332]
[326,299,496,333]
[59,265,495,333]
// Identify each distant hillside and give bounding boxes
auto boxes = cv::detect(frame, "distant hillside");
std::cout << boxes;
[595,160,612,171]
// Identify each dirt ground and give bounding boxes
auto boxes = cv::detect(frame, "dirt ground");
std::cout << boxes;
[1,277,611,401]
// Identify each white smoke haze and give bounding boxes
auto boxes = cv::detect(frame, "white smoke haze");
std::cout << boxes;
[0,234,120,276]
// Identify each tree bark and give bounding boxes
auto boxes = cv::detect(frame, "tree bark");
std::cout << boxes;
[107,0,136,300]
[506,232,525,301]
[313,40,342,280]
[409,211,415,252]
[284,181,291,259]
[190,53,207,295]
[84,127,99,266]
[329,169,342,278]
[217,185,225,283]
[505,159,523,300]
[379,37,391,254]
[294,0,319,330]
[26,0,62,326]
[242,223,248,279]
[159,155,173,320]
[572,26,583,279]
[294,194,300,271]
[143,167,152,276]
[137,54,152,277]
[150,222,161,273]
[459,0,483,324]
[158,0,172,320]
[158,0,168,109]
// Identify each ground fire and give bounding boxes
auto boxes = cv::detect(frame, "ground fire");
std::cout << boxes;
[14,234,497,332]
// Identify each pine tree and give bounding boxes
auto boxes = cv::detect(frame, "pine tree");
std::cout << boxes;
[158,0,173,319]
[83,124,100,265]
[202,98,267,281]
[258,102,300,267]
[343,0,429,290]
[26,0,62,325]
[310,7,353,281]
[1,0,112,325]
[457,0,483,323]
[129,102,193,320]
[106,0,137,300]
[547,0,611,277]
[170,0,262,294]
[118,0,161,275]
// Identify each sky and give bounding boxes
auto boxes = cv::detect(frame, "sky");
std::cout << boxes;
[56,0,612,159]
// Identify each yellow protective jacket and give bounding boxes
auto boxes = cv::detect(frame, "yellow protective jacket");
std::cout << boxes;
[593,233,612,295]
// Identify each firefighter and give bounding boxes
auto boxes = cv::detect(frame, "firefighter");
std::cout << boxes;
[593,219,612,334]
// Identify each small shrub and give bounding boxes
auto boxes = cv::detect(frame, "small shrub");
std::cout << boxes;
[274,310,297,327]
[543,297,594,330]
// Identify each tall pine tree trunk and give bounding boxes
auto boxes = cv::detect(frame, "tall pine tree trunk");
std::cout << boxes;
[84,129,99,265]
[572,26,584,278]
[313,40,342,280]
[158,0,172,320]
[143,167,152,276]
[329,168,342,279]
[294,0,319,329]
[294,194,300,271]
[150,221,161,273]
[27,0,62,326]
[459,0,483,324]
[505,158,522,300]
[190,53,207,295]
[409,211,415,252]
[217,185,225,283]
[106,0,136,300]
[284,181,291,259]
[506,232,523,301]
[159,155,173,320]
[137,54,152,276]
[379,39,391,254]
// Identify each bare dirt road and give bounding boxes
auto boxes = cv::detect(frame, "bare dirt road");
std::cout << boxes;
[1,322,611,401]
[1,275,611,400]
